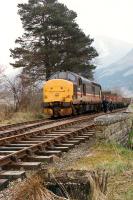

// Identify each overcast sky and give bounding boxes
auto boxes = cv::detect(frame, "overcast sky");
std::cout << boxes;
[0,0,133,69]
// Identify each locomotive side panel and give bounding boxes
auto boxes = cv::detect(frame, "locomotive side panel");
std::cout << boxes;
[75,84,101,103]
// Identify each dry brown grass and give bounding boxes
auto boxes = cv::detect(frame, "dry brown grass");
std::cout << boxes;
[10,175,68,200]
[0,105,14,123]
[0,111,46,125]
[107,170,133,200]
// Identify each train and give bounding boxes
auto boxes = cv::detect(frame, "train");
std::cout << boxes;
[102,91,131,108]
[43,71,130,117]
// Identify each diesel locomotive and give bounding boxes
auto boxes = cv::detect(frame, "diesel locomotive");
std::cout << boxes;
[43,71,102,117]
[43,71,130,117]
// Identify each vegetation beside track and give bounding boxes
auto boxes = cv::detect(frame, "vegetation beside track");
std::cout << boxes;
[128,130,133,148]
[0,111,46,125]
[67,142,133,200]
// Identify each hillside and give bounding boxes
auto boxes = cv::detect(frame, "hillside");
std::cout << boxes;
[94,37,133,96]
[93,36,133,67]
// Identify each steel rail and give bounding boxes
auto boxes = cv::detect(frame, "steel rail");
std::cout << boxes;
[0,116,82,138]
[0,123,94,166]
[0,118,52,131]
[0,119,57,138]
[0,115,96,146]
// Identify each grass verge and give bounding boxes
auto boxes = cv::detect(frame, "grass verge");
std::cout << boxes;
[0,111,47,125]
[128,130,133,149]
[67,142,133,200]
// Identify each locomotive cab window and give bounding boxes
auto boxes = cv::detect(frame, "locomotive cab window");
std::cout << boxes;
[50,73,59,79]
[58,72,67,79]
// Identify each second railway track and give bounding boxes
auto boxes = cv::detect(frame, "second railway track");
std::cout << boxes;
[0,116,79,138]
[0,118,58,132]
[0,118,52,131]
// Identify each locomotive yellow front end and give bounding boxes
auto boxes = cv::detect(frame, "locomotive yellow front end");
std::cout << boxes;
[43,79,73,117]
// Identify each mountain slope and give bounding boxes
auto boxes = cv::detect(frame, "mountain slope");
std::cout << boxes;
[95,48,133,96]
[93,36,133,68]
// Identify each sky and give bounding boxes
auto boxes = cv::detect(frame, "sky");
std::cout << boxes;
[60,0,133,43]
[0,0,133,69]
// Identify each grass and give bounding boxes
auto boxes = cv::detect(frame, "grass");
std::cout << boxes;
[128,130,133,148]
[8,175,68,200]
[69,142,133,172]
[0,111,47,125]
[66,142,133,200]
[123,188,133,200]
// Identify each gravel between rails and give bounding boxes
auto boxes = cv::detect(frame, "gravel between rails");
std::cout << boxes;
[46,137,95,170]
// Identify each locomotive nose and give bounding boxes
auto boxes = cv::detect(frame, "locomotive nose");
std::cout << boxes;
[43,79,73,117]
[43,79,73,103]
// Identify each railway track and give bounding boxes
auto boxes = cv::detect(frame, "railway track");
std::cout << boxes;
[0,118,63,139]
[0,114,96,139]
[0,118,53,131]
[0,109,125,189]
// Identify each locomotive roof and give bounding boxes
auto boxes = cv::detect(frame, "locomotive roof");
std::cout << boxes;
[50,71,101,87]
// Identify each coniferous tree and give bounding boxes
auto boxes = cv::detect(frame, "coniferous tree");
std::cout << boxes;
[10,0,98,81]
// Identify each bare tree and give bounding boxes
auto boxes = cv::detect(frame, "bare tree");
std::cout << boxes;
[0,66,42,113]
[3,74,31,111]
[0,65,7,102]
